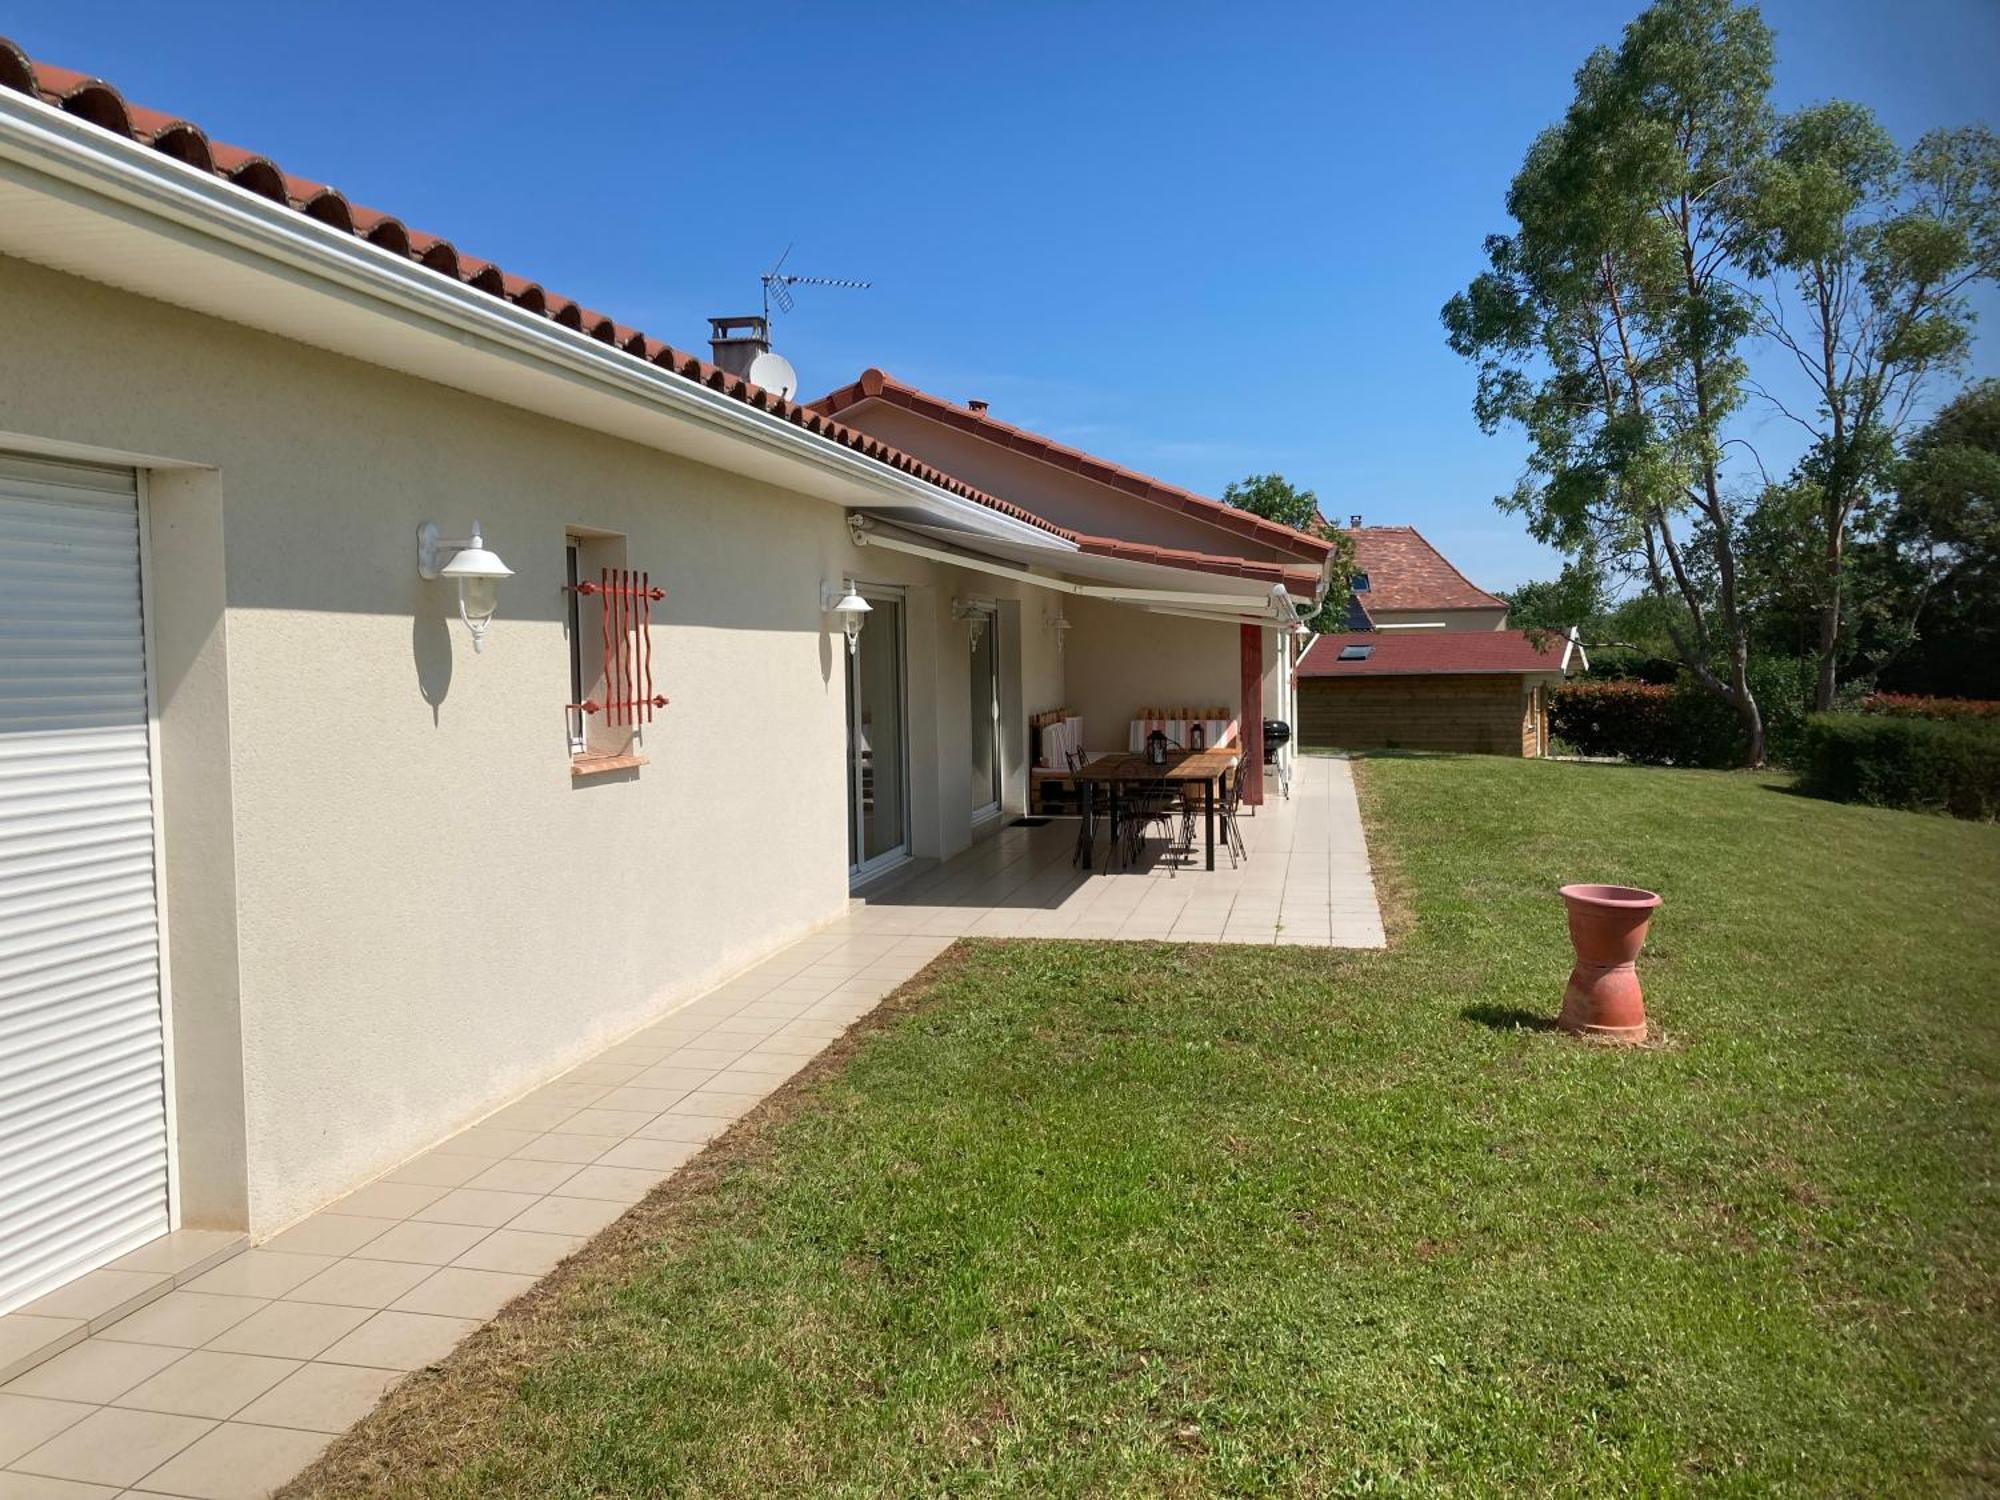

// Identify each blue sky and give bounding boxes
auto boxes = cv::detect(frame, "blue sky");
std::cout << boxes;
[6,1,1995,589]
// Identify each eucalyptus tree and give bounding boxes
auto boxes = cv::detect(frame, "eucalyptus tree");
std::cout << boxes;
[1741,112,2000,708]
[1444,0,1774,762]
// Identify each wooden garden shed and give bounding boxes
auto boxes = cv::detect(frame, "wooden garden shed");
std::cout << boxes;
[1295,629,1583,757]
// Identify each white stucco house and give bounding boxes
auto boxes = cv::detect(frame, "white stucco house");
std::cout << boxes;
[0,39,1336,1328]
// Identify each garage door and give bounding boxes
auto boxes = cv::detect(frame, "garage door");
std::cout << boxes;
[0,454,170,1314]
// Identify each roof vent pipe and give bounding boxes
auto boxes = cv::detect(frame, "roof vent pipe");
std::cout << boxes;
[967,398,989,414]
[1350,513,1362,528]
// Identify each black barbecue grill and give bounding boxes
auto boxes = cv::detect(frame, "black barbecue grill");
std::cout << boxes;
[1262,719,1294,799]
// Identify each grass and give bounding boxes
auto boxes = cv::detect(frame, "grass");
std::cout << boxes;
[288,755,2000,1497]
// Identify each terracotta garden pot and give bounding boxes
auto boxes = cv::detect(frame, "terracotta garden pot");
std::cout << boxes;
[1557,884,1662,1043]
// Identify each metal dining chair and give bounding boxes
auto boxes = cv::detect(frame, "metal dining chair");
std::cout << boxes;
[1121,741,1185,869]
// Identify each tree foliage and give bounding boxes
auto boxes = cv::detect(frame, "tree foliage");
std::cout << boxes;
[1741,107,2000,707]
[1443,0,1774,762]
[1501,555,1606,634]
[1446,0,1999,759]
[1870,381,2000,699]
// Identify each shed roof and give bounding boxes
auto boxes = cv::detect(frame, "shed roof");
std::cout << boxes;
[1297,630,1572,678]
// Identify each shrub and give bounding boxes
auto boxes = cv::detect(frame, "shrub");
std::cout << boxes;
[1858,693,2000,723]
[1746,655,1815,768]
[1550,681,1675,761]
[1585,647,1680,685]
[1795,713,2000,820]
[1551,678,1754,767]
[1553,660,1815,767]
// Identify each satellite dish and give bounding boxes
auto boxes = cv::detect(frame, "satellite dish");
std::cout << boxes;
[747,350,798,400]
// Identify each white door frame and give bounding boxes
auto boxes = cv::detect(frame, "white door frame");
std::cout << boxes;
[968,602,1002,825]
[846,584,911,885]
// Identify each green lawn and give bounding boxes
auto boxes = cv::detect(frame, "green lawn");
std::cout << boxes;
[290,757,2000,1498]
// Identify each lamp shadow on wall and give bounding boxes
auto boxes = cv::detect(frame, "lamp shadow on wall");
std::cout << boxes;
[412,585,452,724]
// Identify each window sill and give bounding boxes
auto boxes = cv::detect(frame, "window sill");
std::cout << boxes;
[571,753,647,779]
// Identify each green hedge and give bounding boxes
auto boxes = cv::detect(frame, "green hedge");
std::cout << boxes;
[1550,680,1747,766]
[1550,660,1812,767]
[1857,693,2000,723]
[1795,713,2000,820]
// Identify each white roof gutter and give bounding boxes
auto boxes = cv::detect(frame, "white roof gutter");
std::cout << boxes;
[0,89,1066,554]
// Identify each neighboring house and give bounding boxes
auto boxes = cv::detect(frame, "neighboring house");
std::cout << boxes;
[1295,629,1585,756]
[0,42,1332,1315]
[1345,525,1509,631]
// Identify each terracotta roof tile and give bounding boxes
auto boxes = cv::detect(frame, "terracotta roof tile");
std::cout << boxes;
[1296,630,1567,678]
[1348,527,1506,611]
[809,369,1334,562]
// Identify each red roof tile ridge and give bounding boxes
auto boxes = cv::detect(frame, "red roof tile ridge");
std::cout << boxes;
[810,369,1335,561]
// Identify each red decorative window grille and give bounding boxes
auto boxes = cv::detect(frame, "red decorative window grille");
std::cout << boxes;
[566,569,668,725]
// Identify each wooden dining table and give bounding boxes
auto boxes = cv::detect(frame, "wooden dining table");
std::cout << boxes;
[1073,749,1241,872]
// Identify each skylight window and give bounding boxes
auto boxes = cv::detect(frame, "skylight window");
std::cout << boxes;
[1338,644,1374,661]
[1351,572,1370,592]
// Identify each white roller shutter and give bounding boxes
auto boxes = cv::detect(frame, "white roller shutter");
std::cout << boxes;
[0,453,169,1314]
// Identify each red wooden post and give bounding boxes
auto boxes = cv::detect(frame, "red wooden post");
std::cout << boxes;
[1240,623,1264,806]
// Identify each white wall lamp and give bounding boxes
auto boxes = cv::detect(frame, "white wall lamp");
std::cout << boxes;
[823,579,871,655]
[1045,610,1072,654]
[418,520,513,653]
[951,599,990,654]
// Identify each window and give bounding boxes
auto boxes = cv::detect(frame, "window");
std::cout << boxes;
[565,528,654,771]
[1338,644,1374,661]
[1351,572,1370,593]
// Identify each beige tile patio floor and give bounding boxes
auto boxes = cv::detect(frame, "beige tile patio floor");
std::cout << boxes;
[846,753,1384,948]
[0,755,1379,1497]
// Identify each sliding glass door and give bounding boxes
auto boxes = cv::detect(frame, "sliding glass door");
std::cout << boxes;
[969,607,1001,822]
[846,590,908,880]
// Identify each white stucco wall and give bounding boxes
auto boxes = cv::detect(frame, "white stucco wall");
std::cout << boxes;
[0,255,1061,1232]
[1060,595,1244,751]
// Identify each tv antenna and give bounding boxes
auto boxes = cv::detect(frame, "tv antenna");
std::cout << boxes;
[761,243,871,320]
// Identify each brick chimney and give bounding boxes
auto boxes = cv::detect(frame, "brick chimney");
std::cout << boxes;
[707,315,770,380]
[967,398,989,415]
